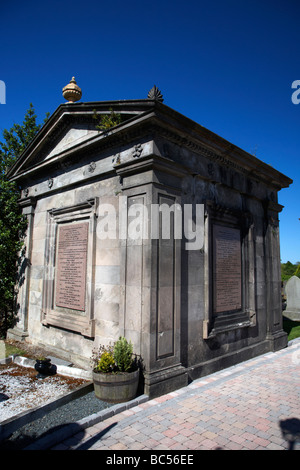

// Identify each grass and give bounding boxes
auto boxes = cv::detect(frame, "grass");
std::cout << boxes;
[283,316,300,341]
[0,340,27,359]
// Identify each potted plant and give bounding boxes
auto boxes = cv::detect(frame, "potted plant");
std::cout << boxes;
[35,356,55,378]
[92,336,139,403]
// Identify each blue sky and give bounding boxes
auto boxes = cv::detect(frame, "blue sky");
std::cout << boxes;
[0,0,299,263]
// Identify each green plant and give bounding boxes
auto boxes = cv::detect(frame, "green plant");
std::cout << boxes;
[113,336,134,372]
[36,355,49,361]
[281,261,300,281]
[95,351,115,373]
[93,108,121,131]
[92,337,137,373]
[92,344,115,373]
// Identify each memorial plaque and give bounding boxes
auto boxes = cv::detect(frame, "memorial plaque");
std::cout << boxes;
[55,222,88,311]
[213,224,242,313]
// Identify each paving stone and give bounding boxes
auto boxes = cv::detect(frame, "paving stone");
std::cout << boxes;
[46,343,300,451]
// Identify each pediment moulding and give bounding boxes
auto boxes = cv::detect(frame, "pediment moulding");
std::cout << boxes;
[7,92,292,194]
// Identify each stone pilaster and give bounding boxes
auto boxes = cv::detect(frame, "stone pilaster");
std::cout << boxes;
[264,201,288,351]
[7,196,36,341]
[117,153,188,398]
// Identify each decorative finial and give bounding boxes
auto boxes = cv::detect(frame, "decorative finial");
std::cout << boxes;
[147,85,164,102]
[62,77,82,103]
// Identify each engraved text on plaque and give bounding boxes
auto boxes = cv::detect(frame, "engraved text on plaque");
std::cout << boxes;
[55,222,88,311]
[213,225,242,313]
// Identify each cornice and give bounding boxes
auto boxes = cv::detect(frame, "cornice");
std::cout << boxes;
[8,99,293,191]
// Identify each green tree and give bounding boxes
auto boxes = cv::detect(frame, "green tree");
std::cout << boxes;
[0,103,49,337]
[281,261,300,281]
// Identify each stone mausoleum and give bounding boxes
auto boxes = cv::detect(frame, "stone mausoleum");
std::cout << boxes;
[7,79,292,397]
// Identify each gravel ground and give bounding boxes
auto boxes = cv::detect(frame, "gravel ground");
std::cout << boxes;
[0,363,88,422]
[0,341,113,450]
[0,390,112,450]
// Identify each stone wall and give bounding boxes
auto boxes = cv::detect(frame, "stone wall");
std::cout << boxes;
[7,99,291,396]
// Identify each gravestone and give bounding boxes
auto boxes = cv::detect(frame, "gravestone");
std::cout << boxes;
[284,276,300,321]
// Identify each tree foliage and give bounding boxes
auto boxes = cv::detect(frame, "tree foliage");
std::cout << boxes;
[0,103,49,337]
[281,261,300,282]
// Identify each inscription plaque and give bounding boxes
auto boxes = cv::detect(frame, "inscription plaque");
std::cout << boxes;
[213,225,242,313]
[55,222,88,311]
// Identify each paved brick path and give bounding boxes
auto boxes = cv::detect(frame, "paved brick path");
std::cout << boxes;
[52,340,300,451]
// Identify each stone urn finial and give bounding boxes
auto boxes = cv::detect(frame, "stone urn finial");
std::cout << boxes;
[62,76,82,103]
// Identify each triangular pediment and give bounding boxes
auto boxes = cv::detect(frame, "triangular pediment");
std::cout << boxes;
[7,100,155,179]
[45,124,99,161]
[7,98,293,191]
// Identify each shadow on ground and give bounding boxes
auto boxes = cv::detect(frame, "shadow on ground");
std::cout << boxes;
[0,421,117,450]
[280,418,300,450]
[70,423,118,450]
[0,423,81,450]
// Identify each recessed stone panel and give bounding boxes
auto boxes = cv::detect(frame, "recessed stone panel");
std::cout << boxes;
[157,195,176,359]
[213,224,242,313]
[55,222,88,311]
